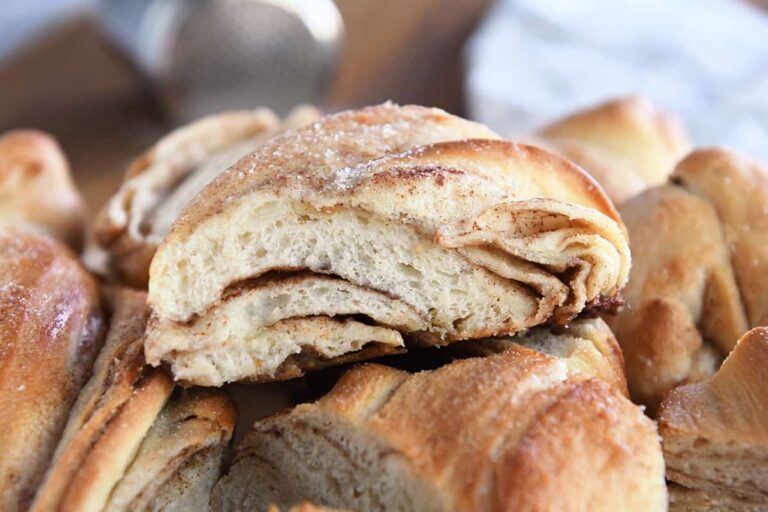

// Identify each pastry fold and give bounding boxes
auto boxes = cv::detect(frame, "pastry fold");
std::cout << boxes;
[145,103,630,385]
[31,289,235,512]
[0,130,87,249]
[0,229,103,511]
[94,106,320,288]
[458,316,628,396]
[658,327,768,511]
[539,96,691,204]
[609,147,768,410]
[212,345,665,512]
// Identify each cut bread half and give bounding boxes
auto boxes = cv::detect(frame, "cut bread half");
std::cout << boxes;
[212,346,665,511]
[146,103,629,385]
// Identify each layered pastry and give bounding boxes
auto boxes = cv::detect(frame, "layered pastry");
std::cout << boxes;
[0,229,103,511]
[94,106,320,288]
[31,289,235,512]
[539,96,691,204]
[609,147,768,411]
[144,103,631,386]
[461,316,628,396]
[0,130,87,249]
[658,327,768,511]
[212,345,665,511]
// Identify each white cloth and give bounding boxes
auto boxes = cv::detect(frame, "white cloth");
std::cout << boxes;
[466,0,768,160]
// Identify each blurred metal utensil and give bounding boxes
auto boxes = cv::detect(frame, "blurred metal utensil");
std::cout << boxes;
[97,0,343,121]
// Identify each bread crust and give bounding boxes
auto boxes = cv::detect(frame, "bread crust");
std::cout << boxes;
[33,289,236,511]
[658,327,768,507]
[611,147,768,411]
[214,347,665,511]
[94,107,320,288]
[0,229,103,511]
[105,388,236,511]
[539,96,691,204]
[0,130,86,249]
[31,288,173,512]
[456,316,628,396]
[672,148,768,328]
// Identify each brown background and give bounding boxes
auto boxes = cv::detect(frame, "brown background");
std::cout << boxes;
[0,0,493,211]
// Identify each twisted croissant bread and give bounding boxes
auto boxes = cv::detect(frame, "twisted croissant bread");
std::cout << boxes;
[94,106,320,288]
[212,344,665,512]
[0,131,87,249]
[0,229,103,511]
[31,289,235,512]
[609,147,768,410]
[658,327,768,511]
[539,96,691,204]
[145,103,630,386]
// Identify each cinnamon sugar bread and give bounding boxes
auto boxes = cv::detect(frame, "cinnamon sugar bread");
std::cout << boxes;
[31,289,235,512]
[212,346,665,511]
[145,103,630,386]
[609,147,768,411]
[0,229,103,511]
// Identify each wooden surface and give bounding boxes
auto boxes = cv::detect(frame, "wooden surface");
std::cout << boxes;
[0,0,493,212]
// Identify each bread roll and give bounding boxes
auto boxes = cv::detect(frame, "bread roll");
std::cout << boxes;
[31,289,235,512]
[658,327,768,511]
[539,96,691,204]
[146,103,630,386]
[212,346,666,511]
[609,148,768,411]
[94,106,320,288]
[0,130,86,249]
[0,229,103,511]
[672,148,768,328]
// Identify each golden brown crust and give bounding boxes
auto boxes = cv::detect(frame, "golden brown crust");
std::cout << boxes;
[449,317,628,396]
[672,148,768,328]
[105,388,236,511]
[59,372,173,511]
[611,147,768,411]
[161,103,501,245]
[539,96,691,204]
[0,229,103,511]
[224,347,666,511]
[94,107,319,288]
[608,184,748,411]
[30,288,173,512]
[658,328,768,507]
[658,327,768,444]
[0,130,86,249]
